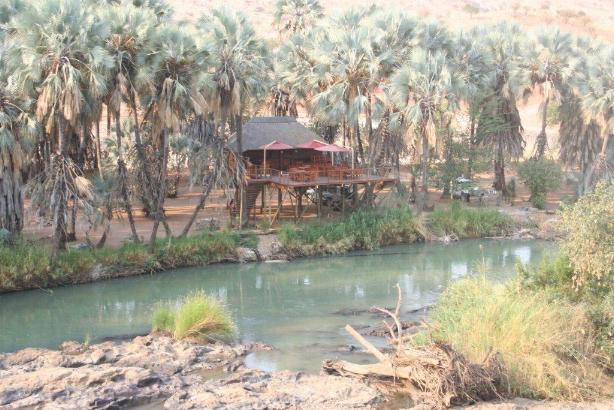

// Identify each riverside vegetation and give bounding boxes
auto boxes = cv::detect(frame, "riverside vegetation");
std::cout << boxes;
[0,203,515,293]
[417,182,614,401]
[0,230,256,293]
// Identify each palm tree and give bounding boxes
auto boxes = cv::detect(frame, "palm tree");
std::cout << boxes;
[198,7,270,144]
[577,45,614,191]
[9,0,111,256]
[198,7,269,227]
[0,69,38,234]
[274,0,323,36]
[99,2,160,242]
[475,23,527,195]
[523,29,574,159]
[390,49,460,207]
[136,25,207,245]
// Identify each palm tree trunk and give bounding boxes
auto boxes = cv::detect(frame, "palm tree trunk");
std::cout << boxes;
[95,115,103,179]
[494,141,507,196]
[0,152,24,234]
[130,91,155,215]
[467,114,476,177]
[583,132,611,192]
[533,95,549,159]
[180,172,215,238]
[420,127,429,209]
[149,127,170,247]
[355,124,365,164]
[236,109,248,229]
[115,109,140,243]
[51,116,68,258]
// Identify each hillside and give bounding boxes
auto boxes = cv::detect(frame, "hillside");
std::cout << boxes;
[170,0,614,40]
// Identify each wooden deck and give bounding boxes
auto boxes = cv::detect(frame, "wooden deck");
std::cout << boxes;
[246,167,398,188]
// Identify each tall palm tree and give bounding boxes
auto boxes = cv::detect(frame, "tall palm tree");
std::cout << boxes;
[577,45,614,191]
[274,0,323,36]
[475,23,527,195]
[136,25,207,245]
[523,29,574,159]
[390,49,460,207]
[198,7,270,144]
[99,2,160,242]
[9,0,111,255]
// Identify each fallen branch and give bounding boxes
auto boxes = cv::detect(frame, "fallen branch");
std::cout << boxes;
[324,283,506,409]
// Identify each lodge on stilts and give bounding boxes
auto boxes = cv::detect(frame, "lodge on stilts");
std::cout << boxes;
[228,116,398,223]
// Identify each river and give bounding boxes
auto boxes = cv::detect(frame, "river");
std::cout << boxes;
[0,239,554,373]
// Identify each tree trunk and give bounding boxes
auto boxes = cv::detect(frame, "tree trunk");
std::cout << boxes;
[420,125,429,209]
[0,151,24,234]
[366,92,373,144]
[236,110,248,229]
[467,114,476,178]
[129,91,155,216]
[533,95,549,159]
[95,116,103,179]
[355,124,365,165]
[51,116,68,258]
[115,109,140,243]
[583,132,611,192]
[493,141,507,196]
[180,172,215,238]
[149,128,170,247]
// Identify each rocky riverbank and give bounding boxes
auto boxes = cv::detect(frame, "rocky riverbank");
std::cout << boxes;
[0,334,382,409]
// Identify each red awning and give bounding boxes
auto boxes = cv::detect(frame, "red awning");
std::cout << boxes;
[296,139,328,149]
[259,140,293,150]
[315,143,352,153]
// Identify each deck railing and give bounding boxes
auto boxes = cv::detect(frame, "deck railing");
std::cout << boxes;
[247,166,394,185]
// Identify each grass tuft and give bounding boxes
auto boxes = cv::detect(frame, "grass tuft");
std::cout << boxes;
[151,292,236,342]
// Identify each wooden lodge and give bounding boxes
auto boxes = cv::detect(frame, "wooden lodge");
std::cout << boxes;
[229,116,398,222]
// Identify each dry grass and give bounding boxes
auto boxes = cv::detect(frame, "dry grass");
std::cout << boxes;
[423,276,613,400]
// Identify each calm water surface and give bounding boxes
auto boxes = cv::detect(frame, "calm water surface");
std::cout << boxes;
[0,239,555,373]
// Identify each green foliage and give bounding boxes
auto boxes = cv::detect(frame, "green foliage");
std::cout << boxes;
[424,276,610,400]
[152,304,175,333]
[0,230,248,293]
[517,159,561,208]
[430,202,513,238]
[559,182,614,289]
[278,207,421,255]
[152,292,236,341]
[516,254,614,368]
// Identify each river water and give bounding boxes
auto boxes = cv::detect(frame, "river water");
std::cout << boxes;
[0,239,554,373]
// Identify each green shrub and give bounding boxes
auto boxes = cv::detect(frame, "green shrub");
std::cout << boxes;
[278,207,421,255]
[430,202,513,238]
[0,230,248,293]
[517,159,561,208]
[151,292,236,341]
[424,276,611,400]
[559,182,614,290]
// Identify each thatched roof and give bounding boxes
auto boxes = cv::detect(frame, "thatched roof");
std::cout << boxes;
[229,117,320,153]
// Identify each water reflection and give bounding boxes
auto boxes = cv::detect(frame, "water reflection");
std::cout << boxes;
[0,239,555,373]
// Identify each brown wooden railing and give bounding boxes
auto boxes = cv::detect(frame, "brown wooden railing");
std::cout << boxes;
[247,166,394,185]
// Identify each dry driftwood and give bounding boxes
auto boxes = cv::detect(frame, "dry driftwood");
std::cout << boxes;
[322,284,506,409]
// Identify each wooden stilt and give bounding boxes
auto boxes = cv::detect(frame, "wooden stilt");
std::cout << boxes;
[317,185,322,219]
[342,186,346,217]
[294,189,299,222]
[238,186,244,230]
[261,184,265,213]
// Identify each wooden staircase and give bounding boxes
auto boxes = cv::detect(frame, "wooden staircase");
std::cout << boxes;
[230,183,264,219]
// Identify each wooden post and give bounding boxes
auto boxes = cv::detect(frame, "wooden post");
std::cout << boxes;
[294,189,299,222]
[238,186,244,229]
[317,185,322,219]
[261,184,265,213]
[342,186,346,217]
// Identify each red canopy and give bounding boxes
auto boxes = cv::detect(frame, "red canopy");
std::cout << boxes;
[296,139,328,149]
[315,143,351,153]
[260,140,293,150]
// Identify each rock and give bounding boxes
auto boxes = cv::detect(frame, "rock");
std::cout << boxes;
[164,368,382,409]
[236,247,258,263]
